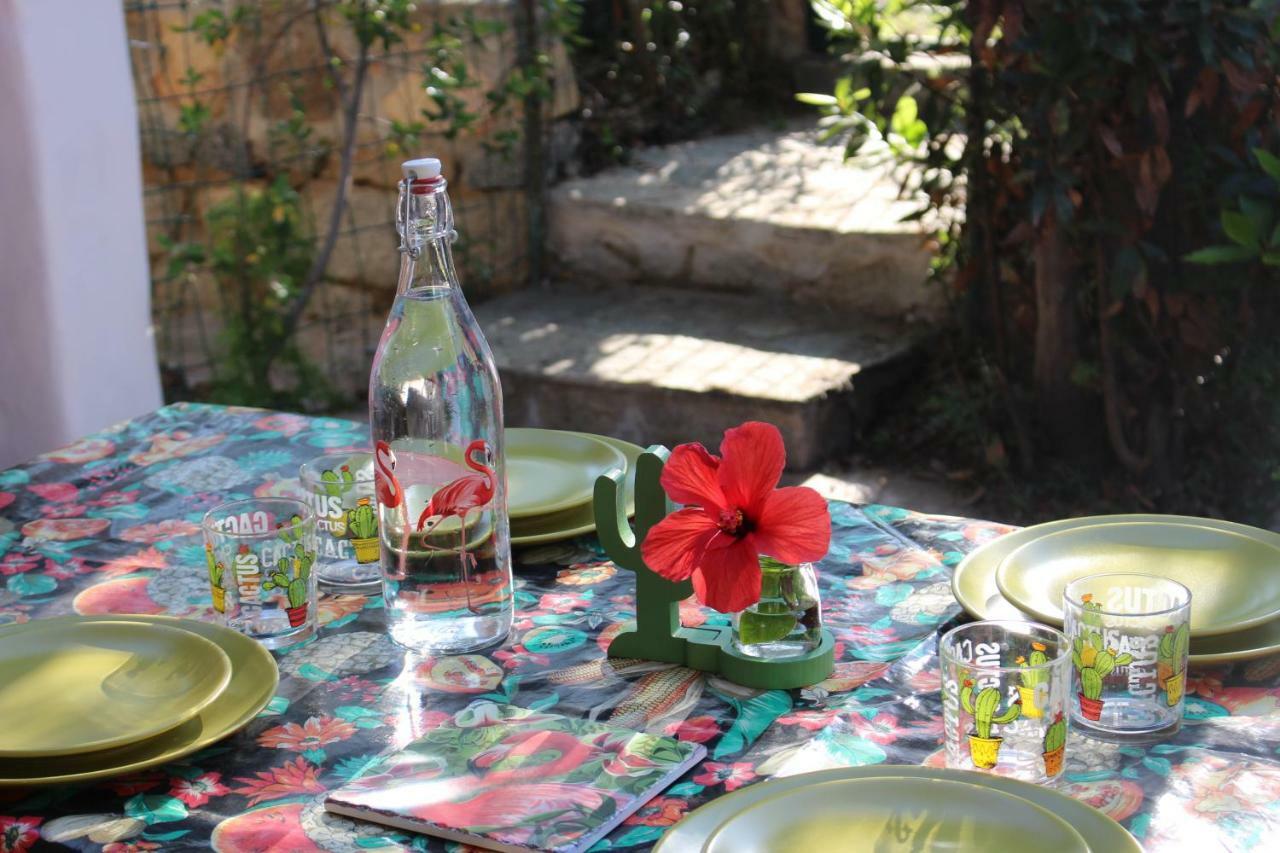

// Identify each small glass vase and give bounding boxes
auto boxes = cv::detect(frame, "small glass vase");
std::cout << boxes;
[732,557,823,659]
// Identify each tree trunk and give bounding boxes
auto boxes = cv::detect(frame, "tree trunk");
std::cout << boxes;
[1032,208,1087,450]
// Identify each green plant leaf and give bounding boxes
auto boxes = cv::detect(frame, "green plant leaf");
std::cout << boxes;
[796,92,837,107]
[1183,245,1257,264]
[1240,196,1274,238]
[1256,148,1280,182]
[1222,210,1260,248]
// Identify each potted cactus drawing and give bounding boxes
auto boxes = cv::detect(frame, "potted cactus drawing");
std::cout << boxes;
[205,544,226,613]
[960,680,1022,768]
[321,465,355,498]
[346,497,380,564]
[1072,630,1133,720]
[1158,623,1190,706]
[1042,711,1067,775]
[1015,642,1051,718]
[263,544,313,627]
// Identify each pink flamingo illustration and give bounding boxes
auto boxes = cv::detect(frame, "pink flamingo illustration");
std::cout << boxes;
[374,441,411,580]
[415,439,496,611]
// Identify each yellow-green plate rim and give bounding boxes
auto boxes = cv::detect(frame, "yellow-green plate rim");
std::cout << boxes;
[655,765,1140,853]
[952,514,1280,663]
[0,615,278,786]
[511,433,641,546]
[506,428,626,519]
[0,620,232,758]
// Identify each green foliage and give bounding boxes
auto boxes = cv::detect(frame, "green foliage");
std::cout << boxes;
[959,682,1021,739]
[1043,713,1067,753]
[1079,667,1103,701]
[321,466,355,498]
[205,546,223,587]
[164,177,339,410]
[347,500,379,539]
[806,0,1280,522]
[263,544,313,608]
[571,0,788,170]
[1073,630,1133,699]
[1018,647,1049,688]
[1158,623,1191,672]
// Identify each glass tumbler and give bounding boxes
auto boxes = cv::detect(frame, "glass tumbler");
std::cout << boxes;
[1064,573,1191,742]
[203,498,318,649]
[939,620,1071,783]
[299,452,381,592]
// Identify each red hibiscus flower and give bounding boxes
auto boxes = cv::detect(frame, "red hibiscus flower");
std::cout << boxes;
[692,761,757,791]
[625,796,689,827]
[170,771,230,807]
[0,553,39,577]
[640,422,830,612]
[664,715,720,743]
[232,757,325,806]
[0,816,42,853]
[257,716,357,751]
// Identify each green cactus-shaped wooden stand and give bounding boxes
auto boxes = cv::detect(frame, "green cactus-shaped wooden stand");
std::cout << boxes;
[594,446,834,690]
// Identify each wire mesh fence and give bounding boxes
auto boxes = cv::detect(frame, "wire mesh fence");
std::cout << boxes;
[124,0,561,412]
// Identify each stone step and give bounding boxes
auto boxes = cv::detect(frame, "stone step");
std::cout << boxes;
[549,125,940,323]
[473,284,923,470]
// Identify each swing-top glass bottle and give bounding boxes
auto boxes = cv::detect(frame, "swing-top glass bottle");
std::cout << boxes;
[368,158,513,653]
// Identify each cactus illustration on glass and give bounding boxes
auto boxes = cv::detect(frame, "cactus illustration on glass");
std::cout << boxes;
[346,497,380,564]
[1015,642,1051,718]
[205,543,226,613]
[321,465,355,498]
[276,515,306,545]
[1072,629,1133,721]
[1041,711,1067,775]
[960,680,1022,768]
[1157,623,1191,706]
[263,544,313,627]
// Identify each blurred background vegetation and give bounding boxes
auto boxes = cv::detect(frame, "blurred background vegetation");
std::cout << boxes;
[129,0,1279,524]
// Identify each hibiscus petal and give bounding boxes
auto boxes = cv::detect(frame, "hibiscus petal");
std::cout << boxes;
[641,509,719,581]
[691,536,762,612]
[659,443,726,511]
[753,486,831,564]
[717,422,785,517]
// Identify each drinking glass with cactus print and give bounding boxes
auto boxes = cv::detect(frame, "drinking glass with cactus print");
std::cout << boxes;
[940,621,1071,782]
[1064,573,1191,742]
[300,452,381,592]
[202,497,318,648]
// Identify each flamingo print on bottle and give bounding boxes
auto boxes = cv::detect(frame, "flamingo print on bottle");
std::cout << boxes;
[415,439,496,612]
[369,158,513,653]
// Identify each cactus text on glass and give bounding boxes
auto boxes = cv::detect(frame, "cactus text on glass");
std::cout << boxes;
[234,550,262,603]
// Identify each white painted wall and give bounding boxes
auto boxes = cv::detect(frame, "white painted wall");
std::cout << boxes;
[0,0,161,469]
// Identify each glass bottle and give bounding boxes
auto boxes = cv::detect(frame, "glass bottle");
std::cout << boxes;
[369,158,513,653]
[732,557,822,659]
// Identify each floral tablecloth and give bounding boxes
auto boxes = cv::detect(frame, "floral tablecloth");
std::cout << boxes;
[1,403,1277,852]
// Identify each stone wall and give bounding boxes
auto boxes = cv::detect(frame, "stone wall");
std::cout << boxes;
[126,0,578,403]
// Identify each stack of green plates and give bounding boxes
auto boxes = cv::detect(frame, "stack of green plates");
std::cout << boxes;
[656,765,1139,852]
[0,615,277,787]
[953,514,1280,663]
[506,428,642,546]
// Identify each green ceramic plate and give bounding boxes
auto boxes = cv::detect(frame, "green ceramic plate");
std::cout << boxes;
[952,514,1280,662]
[997,521,1280,637]
[510,433,642,546]
[507,429,626,519]
[0,616,278,786]
[656,766,1141,853]
[0,620,232,758]
[698,776,1088,853]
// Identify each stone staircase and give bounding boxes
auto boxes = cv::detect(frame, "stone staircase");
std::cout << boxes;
[475,125,939,470]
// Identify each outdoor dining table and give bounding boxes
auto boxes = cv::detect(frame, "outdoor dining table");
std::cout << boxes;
[0,402,1277,851]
